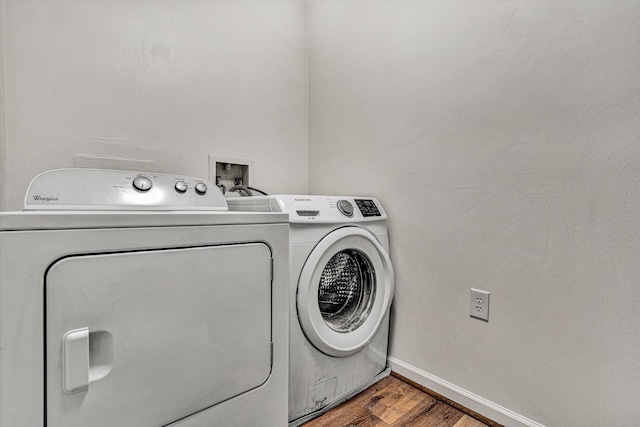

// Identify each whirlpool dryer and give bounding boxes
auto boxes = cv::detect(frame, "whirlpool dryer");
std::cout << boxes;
[0,168,288,427]
[228,195,395,425]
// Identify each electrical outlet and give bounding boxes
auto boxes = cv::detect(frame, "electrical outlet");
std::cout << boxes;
[470,289,490,321]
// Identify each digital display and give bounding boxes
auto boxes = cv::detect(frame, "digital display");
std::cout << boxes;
[354,199,381,217]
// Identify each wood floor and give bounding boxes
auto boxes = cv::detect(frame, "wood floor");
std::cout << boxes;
[302,374,498,427]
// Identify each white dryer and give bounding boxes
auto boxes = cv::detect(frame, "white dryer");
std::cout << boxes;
[0,169,289,427]
[228,195,394,425]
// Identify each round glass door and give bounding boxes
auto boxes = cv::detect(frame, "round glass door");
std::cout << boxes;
[318,249,376,333]
[297,227,394,357]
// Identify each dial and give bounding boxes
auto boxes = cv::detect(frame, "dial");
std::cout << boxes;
[337,199,354,217]
[194,182,207,195]
[175,181,188,193]
[132,176,152,192]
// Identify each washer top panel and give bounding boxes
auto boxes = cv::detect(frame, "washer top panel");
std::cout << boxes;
[227,195,387,224]
[24,168,227,211]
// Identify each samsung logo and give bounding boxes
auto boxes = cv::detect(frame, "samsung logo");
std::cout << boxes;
[32,195,59,202]
[294,198,312,202]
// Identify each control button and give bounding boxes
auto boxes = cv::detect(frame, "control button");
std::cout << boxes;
[132,176,153,192]
[175,181,188,193]
[337,199,354,217]
[194,182,207,195]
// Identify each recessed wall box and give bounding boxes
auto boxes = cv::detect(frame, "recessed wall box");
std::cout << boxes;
[208,155,254,194]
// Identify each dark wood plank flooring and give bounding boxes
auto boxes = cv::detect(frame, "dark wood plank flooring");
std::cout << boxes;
[302,375,497,427]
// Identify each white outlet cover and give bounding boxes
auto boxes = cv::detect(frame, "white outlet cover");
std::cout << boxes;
[470,289,490,321]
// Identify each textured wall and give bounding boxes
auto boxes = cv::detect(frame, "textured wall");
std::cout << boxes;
[1,0,307,210]
[0,2,6,209]
[309,1,640,426]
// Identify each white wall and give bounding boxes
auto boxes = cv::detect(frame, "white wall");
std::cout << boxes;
[309,1,640,426]
[0,2,7,209]
[0,0,308,211]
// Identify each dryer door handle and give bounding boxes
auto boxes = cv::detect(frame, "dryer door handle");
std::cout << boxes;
[62,328,114,394]
[62,327,90,393]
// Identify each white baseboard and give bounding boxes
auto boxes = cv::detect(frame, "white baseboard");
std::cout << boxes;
[387,356,546,427]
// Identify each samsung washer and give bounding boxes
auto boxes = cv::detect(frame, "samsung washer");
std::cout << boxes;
[0,169,288,427]
[228,195,394,425]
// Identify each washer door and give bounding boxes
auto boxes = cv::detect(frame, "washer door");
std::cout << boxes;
[297,227,394,357]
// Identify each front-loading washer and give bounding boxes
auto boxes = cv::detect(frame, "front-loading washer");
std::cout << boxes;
[0,168,289,427]
[228,195,395,425]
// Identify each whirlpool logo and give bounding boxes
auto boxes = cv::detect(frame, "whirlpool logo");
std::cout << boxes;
[32,195,59,202]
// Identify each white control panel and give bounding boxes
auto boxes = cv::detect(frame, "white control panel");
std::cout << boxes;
[285,196,385,223]
[24,169,228,211]
[227,195,386,223]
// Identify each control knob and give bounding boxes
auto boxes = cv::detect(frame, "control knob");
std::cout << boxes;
[194,182,207,195]
[132,176,152,192]
[175,181,188,193]
[337,199,354,217]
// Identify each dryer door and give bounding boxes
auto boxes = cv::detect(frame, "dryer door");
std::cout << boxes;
[297,227,394,357]
[46,243,272,427]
